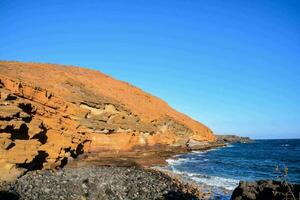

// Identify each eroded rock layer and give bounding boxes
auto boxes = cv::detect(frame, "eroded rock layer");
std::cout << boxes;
[0,61,215,181]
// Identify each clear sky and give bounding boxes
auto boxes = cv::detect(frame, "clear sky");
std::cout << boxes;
[1,0,299,139]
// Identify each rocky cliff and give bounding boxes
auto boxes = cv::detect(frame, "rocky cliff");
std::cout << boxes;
[0,61,215,181]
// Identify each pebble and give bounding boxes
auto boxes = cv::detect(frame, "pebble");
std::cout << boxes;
[0,166,205,200]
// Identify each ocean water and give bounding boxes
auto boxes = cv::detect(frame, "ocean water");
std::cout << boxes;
[165,139,300,199]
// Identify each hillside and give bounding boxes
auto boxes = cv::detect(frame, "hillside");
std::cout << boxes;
[0,61,215,181]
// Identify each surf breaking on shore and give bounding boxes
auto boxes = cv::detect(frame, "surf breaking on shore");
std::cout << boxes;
[157,146,239,199]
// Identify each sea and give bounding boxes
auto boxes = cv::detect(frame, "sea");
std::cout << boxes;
[164,139,300,199]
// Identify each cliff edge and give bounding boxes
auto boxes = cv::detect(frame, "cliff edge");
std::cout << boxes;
[0,61,215,181]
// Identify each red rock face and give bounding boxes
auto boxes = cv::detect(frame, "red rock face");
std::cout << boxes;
[0,61,215,181]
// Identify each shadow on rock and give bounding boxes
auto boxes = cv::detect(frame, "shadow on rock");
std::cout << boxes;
[0,191,20,200]
[164,190,200,200]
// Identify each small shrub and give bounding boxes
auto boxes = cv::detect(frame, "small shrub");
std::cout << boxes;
[274,165,297,200]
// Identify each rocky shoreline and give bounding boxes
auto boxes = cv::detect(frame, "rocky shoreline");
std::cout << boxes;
[3,137,298,200]
[0,165,211,200]
[68,141,227,168]
[0,136,253,200]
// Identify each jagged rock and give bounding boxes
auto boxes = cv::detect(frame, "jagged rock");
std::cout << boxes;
[231,180,300,200]
[0,106,22,119]
[0,135,13,150]
[5,140,40,164]
[0,61,215,181]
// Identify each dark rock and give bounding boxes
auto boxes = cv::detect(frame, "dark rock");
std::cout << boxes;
[216,135,252,144]
[231,180,300,200]
[1,166,204,200]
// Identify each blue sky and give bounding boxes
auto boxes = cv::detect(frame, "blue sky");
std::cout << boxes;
[0,0,299,139]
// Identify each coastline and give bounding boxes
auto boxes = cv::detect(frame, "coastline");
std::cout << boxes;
[67,135,236,169]
[0,165,213,200]
[161,139,300,200]
[0,139,235,200]
[152,166,232,199]
[3,138,299,200]
[153,143,236,199]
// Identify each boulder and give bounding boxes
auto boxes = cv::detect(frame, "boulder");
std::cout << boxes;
[186,139,211,150]
[231,180,300,200]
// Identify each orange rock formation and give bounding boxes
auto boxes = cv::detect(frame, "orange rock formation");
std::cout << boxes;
[0,61,215,181]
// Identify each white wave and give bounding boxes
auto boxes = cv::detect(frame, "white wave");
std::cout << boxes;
[166,157,190,165]
[192,147,221,154]
[191,150,204,154]
[166,155,201,165]
[192,144,232,154]
[189,174,239,191]
[165,145,240,191]
[167,167,239,191]
[281,144,290,147]
[171,168,186,175]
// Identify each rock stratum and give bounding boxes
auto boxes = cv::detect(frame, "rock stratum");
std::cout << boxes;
[0,61,215,181]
